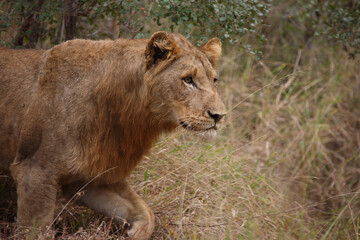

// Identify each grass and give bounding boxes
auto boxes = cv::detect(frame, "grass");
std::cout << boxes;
[1,10,360,240]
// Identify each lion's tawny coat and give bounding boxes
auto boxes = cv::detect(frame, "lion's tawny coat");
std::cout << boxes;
[0,32,225,239]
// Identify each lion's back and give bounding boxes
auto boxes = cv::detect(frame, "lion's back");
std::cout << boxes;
[0,38,148,172]
[0,47,45,170]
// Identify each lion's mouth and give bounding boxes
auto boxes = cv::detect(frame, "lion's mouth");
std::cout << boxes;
[180,121,218,131]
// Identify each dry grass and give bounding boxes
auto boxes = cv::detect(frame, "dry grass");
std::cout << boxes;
[1,14,360,240]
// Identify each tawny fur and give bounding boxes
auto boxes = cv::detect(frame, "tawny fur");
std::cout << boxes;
[0,32,225,239]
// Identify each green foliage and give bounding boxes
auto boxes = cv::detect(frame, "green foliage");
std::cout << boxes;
[82,0,271,54]
[0,0,63,46]
[151,0,271,48]
[274,0,360,57]
[1,0,359,57]
[0,0,270,52]
[319,0,360,57]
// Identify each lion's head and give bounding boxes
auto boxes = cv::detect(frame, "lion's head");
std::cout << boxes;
[144,32,226,138]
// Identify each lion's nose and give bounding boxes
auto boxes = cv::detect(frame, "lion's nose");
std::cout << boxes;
[207,110,226,124]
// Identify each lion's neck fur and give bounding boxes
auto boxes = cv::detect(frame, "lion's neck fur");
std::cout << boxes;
[77,40,175,184]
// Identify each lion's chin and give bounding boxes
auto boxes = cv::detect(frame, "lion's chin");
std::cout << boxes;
[179,122,218,140]
[193,128,217,140]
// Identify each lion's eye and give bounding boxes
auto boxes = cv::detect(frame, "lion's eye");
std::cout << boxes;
[214,78,218,83]
[183,76,194,85]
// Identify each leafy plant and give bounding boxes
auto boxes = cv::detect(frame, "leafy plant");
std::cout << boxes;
[274,0,360,57]
[319,0,360,57]
[0,0,270,53]
[151,0,271,48]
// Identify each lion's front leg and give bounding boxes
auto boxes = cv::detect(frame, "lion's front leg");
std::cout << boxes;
[11,161,58,234]
[68,181,155,240]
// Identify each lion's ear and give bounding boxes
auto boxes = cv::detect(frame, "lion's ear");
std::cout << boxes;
[145,31,182,69]
[200,38,222,69]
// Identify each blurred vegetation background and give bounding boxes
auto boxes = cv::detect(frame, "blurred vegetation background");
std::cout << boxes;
[0,0,360,239]
[0,0,359,55]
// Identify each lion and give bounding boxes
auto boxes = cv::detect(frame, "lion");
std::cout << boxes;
[0,31,225,239]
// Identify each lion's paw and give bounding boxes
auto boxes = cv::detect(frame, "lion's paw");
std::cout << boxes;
[127,219,154,240]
